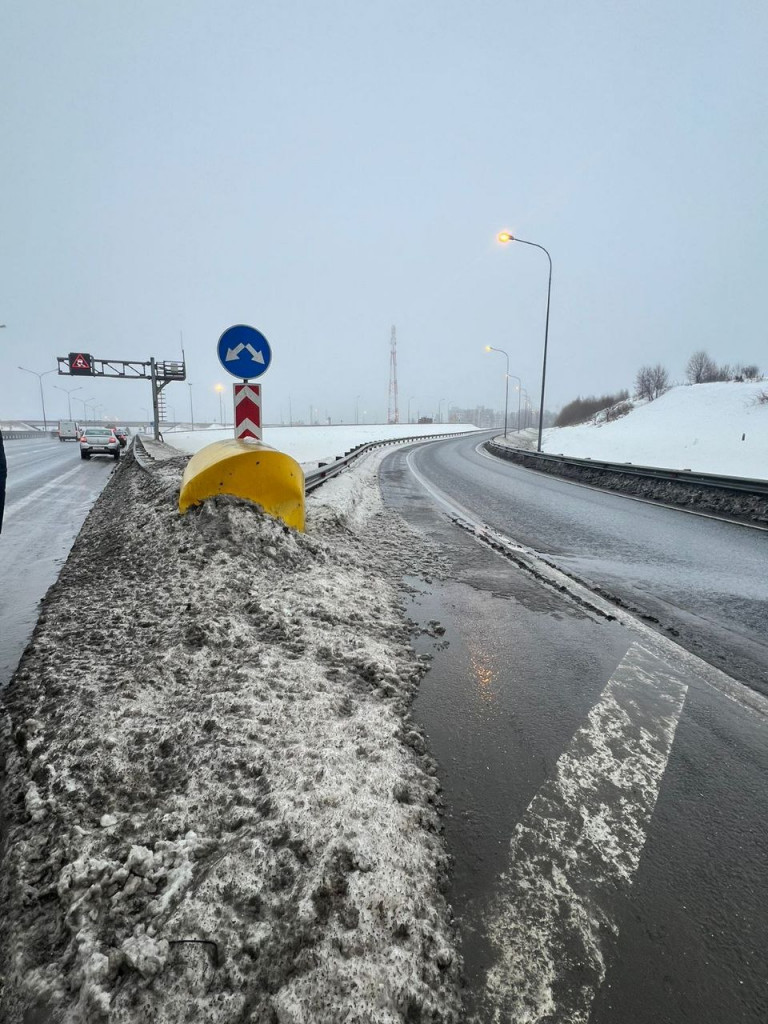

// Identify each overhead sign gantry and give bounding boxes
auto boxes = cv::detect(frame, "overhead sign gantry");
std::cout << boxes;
[56,354,186,440]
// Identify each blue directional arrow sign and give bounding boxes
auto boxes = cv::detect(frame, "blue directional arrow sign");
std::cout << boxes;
[217,324,272,380]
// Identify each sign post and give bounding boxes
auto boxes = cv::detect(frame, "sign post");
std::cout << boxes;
[216,325,272,441]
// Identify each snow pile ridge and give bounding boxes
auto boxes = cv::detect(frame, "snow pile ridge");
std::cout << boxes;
[0,452,461,1023]
[542,381,768,479]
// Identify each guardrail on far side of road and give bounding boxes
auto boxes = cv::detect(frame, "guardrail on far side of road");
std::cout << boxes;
[484,439,768,526]
[132,430,485,492]
[2,430,57,441]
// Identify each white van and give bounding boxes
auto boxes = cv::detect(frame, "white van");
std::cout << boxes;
[58,420,78,441]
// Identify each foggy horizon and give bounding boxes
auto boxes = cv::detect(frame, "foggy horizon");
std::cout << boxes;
[2,1,765,426]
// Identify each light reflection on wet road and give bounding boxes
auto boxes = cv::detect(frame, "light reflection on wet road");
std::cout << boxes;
[381,441,768,1024]
[410,433,768,696]
[0,437,115,686]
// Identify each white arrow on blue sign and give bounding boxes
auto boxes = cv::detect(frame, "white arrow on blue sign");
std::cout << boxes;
[217,325,272,380]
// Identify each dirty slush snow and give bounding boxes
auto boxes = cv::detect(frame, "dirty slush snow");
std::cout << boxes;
[0,446,462,1023]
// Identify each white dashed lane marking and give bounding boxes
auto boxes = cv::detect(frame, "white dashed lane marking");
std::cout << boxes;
[481,642,689,1024]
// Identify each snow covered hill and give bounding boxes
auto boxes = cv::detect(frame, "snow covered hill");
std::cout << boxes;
[540,381,767,480]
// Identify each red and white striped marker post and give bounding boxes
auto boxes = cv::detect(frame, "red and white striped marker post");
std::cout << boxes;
[234,383,262,441]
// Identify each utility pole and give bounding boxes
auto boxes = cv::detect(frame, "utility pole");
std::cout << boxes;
[387,325,399,424]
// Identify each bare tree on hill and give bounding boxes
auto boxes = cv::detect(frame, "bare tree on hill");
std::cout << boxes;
[686,350,718,384]
[635,364,670,401]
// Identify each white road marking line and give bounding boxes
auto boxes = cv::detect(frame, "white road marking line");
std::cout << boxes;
[481,642,688,1024]
[4,465,91,522]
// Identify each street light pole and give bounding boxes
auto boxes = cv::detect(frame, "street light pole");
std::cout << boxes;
[506,372,522,432]
[497,231,552,451]
[74,396,91,422]
[188,383,195,430]
[485,346,510,438]
[521,388,532,428]
[53,384,82,420]
[19,366,56,432]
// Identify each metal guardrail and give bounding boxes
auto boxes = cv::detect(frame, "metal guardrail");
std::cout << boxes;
[485,440,768,497]
[131,435,153,471]
[130,430,480,490]
[2,430,56,441]
[304,431,482,492]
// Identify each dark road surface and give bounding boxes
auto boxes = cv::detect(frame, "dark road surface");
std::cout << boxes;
[411,433,768,697]
[0,436,115,686]
[380,436,768,1024]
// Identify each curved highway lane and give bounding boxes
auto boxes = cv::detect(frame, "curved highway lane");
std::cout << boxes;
[408,432,768,696]
[380,436,768,1023]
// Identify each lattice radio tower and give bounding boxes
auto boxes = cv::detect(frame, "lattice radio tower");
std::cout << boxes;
[387,325,400,424]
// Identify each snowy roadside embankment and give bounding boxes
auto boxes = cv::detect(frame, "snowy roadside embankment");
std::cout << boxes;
[0,447,462,1022]
[539,381,768,480]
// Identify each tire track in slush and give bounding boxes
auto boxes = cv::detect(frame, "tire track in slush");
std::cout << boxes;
[3,464,88,522]
[479,642,689,1023]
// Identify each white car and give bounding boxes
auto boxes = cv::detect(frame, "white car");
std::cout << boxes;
[79,427,121,461]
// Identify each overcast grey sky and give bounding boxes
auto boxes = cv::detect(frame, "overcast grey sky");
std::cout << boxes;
[1,0,766,425]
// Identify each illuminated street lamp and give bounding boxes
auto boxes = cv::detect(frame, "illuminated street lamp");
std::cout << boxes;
[507,374,522,432]
[521,387,533,428]
[18,366,56,432]
[497,231,552,452]
[484,346,511,438]
[214,383,225,425]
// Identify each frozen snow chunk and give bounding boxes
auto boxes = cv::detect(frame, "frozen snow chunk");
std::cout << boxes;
[99,814,118,828]
[125,844,154,876]
[80,951,112,1014]
[25,783,46,822]
[121,933,169,979]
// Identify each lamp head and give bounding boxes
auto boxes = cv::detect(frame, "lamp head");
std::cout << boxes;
[497,231,514,244]
[484,345,492,352]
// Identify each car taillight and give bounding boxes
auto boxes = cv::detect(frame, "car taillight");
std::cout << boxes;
[80,436,87,444]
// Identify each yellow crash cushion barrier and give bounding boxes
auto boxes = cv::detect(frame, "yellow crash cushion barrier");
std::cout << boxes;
[178,438,305,531]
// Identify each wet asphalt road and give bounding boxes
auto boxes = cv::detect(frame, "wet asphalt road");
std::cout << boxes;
[409,432,768,697]
[0,436,116,686]
[380,438,768,1024]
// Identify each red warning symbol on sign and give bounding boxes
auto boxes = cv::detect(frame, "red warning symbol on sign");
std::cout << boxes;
[68,352,94,376]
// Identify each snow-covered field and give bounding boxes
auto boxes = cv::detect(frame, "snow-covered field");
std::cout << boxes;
[165,423,478,467]
[0,447,462,1023]
[538,381,768,479]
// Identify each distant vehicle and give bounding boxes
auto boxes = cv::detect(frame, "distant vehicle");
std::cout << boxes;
[58,420,79,441]
[79,427,121,461]
[113,427,129,447]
